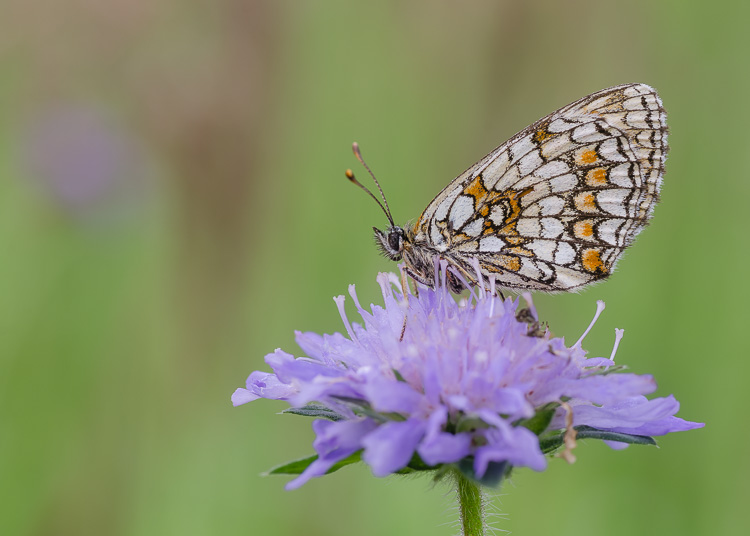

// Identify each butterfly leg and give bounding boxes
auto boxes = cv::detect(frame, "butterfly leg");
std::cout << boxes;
[403,266,433,290]
[397,268,411,341]
[399,267,415,299]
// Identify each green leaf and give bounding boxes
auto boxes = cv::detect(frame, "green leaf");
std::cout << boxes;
[574,426,657,445]
[329,396,388,422]
[517,404,557,435]
[538,433,564,454]
[264,451,362,476]
[282,404,345,421]
[328,395,407,422]
[538,426,656,454]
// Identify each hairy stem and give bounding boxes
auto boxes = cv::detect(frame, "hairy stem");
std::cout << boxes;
[454,469,485,536]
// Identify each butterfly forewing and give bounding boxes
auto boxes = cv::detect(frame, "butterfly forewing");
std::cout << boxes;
[410,83,667,291]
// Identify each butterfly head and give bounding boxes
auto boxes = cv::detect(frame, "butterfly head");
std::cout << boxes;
[347,142,406,260]
[373,225,406,261]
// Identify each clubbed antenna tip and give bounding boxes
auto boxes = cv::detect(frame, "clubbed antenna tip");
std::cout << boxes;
[345,142,395,226]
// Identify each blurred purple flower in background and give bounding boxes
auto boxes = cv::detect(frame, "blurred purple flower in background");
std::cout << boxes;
[234,265,703,489]
[20,103,148,219]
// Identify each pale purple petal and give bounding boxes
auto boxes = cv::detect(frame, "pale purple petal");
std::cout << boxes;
[619,416,704,436]
[243,371,296,401]
[285,457,340,491]
[583,357,616,367]
[418,432,472,465]
[363,377,423,414]
[534,374,657,406]
[362,419,427,476]
[549,395,705,436]
[231,388,258,406]
[475,426,547,475]
[417,407,472,464]
[293,330,325,359]
[266,349,341,383]
[312,418,377,453]
[286,418,378,490]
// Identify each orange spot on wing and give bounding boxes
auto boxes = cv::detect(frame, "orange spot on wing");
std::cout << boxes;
[464,175,488,201]
[508,246,533,257]
[586,168,608,186]
[582,248,607,274]
[574,220,595,239]
[577,149,598,165]
[534,127,553,143]
[499,255,521,272]
[500,221,519,236]
[575,192,598,213]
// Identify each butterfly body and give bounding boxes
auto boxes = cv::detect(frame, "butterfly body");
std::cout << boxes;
[374,223,467,292]
[366,83,667,293]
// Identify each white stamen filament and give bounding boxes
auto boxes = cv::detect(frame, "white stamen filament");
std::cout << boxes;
[334,295,358,343]
[574,300,606,348]
[470,257,486,300]
[609,328,625,363]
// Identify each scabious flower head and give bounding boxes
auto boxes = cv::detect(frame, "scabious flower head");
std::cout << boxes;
[234,263,703,489]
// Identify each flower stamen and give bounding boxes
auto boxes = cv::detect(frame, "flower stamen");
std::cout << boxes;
[575,300,606,348]
[334,294,358,343]
[609,328,625,364]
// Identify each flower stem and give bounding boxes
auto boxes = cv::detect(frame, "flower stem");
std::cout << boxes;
[453,469,485,536]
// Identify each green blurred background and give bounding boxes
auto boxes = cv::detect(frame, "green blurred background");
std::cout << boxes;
[1,1,746,534]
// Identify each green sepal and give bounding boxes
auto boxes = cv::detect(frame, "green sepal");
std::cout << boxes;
[583,364,628,376]
[329,395,406,422]
[263,451,362,476]
[455,458,511,489]
[574,426,657,445]
[455,415,491,434]
[539,425,656,454]
[394,452,437,474]
[329,396,391,422]
[517,403,557,435]
[392,368,407,382]
[282,404,345,422]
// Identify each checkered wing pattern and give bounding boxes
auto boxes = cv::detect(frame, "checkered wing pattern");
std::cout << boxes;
[412,83,667,291]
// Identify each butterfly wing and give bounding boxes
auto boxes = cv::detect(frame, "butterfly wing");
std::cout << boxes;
[412,83,667,291]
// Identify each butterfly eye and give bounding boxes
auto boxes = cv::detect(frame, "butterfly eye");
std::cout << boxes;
[388,228,403,252]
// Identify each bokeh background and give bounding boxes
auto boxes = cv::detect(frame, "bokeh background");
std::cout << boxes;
[1,1,746,535]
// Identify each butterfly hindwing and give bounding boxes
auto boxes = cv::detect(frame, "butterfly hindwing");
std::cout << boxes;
[410,83,667,291]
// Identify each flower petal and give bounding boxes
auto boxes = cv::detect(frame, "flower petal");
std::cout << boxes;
[575,395,704,436]
[418,432,472,465]
[245,370,296,401]
[362,419,426,477]
[231,388,257,406]
[286,418,378,489]
[363,376,423,414]
[474,425,547,475]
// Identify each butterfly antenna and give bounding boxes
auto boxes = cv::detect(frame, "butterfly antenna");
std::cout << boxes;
[346,142,395,226]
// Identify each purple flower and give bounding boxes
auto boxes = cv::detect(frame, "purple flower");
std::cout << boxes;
[234,264,703,489]
[20,104,148,219]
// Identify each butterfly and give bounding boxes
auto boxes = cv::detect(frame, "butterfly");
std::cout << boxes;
[346,83,667,293]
